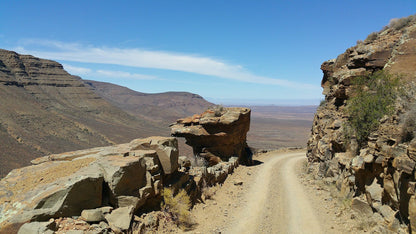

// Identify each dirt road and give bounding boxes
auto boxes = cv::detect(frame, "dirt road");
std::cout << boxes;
[225,152,321,233]
[190,150,362,234]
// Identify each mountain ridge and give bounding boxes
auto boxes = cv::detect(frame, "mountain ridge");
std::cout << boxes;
[84,79,213,123]
[0,49,211,177]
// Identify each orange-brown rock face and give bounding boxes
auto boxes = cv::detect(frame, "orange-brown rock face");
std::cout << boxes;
[307,15,416,232]
[171,107,251,164]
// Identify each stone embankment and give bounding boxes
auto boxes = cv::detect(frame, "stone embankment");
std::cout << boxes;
[307,15,416,232]
[0,134,241,233]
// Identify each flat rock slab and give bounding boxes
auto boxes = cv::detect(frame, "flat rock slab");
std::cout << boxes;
[0,159,103,227]
[97,155,147,197]
[105,206,134,231]
[351,197,373,217]
[81,207,113,222]
[18,220,56,234]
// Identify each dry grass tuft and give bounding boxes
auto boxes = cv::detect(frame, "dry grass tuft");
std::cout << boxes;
[161,187,193,229]
[201,180,216,200]
[388,14,416,31]
[208,105,226,117]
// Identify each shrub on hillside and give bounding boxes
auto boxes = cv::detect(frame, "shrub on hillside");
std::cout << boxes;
[388,14,416,31]
[201,180,216,200]
[360,14,416,45]
[344,71,400,147]
[208,104,226,117]
[364,32,379,43]
[161,187,193,228]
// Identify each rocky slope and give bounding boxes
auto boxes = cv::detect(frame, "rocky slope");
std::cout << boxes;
[84,80,214,159]
[84,80,213,123]
[0,134,242,233]
[0,106,249,233]
[307,14,416,232]
[0,49,209,178]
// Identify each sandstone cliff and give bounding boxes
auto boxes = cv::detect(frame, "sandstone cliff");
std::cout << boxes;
[307,15,416,232]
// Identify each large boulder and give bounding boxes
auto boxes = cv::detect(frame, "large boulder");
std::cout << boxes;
[129,137,179,174]
[105,206,135,232]
[17,220,56,234]
[0,158,103,227]
[171,107,251,164]
[97,155,147,202]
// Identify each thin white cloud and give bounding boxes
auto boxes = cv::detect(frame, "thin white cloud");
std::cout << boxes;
[62,64,92,75]
[96,70,157,80]
[15,39,319,89]
[61,64,157,80]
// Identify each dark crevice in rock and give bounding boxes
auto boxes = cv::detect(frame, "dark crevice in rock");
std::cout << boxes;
[101,181,113,207]
[334,98,344,108]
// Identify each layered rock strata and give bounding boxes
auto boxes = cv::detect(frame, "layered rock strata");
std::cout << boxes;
[307,15,416,231]
[171,107,252,165]
[0,136,239,233]
[0,49,167,178]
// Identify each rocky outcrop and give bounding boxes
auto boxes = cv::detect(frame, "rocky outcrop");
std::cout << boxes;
[307,15,416,232]
[0,136,240,233]
[0,49,82,87]
[171,107,252,165]
[0,137,175,229]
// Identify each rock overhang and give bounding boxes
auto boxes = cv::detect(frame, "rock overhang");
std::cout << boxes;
[170,107,252,165]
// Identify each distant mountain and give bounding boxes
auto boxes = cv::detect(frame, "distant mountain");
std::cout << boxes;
[0,49,211,177]
[84,80,317,150]
[84,80,213,123]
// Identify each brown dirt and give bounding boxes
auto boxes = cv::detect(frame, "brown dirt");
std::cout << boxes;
[183,150,371,233]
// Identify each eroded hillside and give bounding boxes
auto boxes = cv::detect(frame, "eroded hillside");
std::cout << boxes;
[84,80,213,123]
[307,15,416,232]
[0,49,210,177]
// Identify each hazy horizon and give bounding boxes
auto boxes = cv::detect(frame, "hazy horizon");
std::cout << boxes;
[206,97,320,106]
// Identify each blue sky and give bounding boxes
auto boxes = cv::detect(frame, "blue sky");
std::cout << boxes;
[0,1,415,105]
